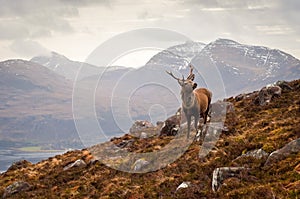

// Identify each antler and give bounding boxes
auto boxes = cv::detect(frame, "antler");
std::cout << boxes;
[186,64,195,81]
[166,70,183,81]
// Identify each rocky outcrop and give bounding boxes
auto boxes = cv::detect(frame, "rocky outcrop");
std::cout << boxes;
[265,138,300,166]
[132,159,149,172]
[212,167,248,192]
[63,159,87,171]
[7,160,32,172]
[235,149,269,161]
[129,120,155,136]
[275,80,293,90]
[176,181,191,192]
[159,114,180,136]
[254,85,282,106]
[159,108,181,136]
[3,181,31,198]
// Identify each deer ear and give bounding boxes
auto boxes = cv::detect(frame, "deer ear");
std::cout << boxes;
[192,83,197,90]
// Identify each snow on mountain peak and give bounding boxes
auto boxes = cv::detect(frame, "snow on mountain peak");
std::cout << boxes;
[146,41,206,70]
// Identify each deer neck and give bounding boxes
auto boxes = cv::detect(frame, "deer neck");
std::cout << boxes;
[182,92,196,110]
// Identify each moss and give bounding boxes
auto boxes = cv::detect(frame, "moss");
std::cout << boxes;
[262,143,276,153]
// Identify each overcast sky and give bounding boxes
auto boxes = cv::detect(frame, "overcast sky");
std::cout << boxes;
[0,0,299,64]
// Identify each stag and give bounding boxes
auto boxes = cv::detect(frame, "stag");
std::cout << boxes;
[166,65,212,139]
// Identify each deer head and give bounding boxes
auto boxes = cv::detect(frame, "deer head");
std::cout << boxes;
[166,65,197,108]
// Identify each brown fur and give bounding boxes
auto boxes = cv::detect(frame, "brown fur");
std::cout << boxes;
[182,86,212,139]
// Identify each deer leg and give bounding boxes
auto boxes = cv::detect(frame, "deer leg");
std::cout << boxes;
[187,116,191,139]
[194,115,199,131]
[203,110,208,124]
[204,104,212,124]
[194,115,201,140]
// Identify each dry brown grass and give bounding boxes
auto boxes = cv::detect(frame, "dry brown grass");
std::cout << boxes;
[1,80,300,198]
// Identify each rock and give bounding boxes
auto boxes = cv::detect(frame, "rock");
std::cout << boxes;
[116,139,134,148]
[176,181,191,192]
[212,167,247,192]
[140,132,148,139]
[63,159,87,171]
[3,181,31,198]
[233,149,269,167]
[235,93,246,101]
[129,120,154,135]
[274,80,293,90]
[265,138,300,166]
[254,85,282,106]
[7,160,32,172]
[132,159,149,171]
[236,149,269,160]
[159,113,181,136]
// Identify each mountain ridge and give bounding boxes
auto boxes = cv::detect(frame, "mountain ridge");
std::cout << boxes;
[1,38,300,160]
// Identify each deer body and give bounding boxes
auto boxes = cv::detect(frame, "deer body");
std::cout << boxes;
[167,65,212,139]
[181,87,212,139]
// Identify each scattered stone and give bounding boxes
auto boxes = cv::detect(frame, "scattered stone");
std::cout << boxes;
[63,159,87,171]
[265,138,300,166]
[254,85,282,106]
[116,139,134,148]
[7,160,32,172]
[212,167,247,192]
[159,114,180,136]
[235,149,269,160]
[3,181,31,198]
[176,181,191,192]
[235,93,246,101]
[129,120,154,136]
[140,132,148,139]
[274,80,293,90]
[132,159,149,171]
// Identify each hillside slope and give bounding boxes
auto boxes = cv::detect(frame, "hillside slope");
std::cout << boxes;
[0,79,299,198]
[0,59,79,146]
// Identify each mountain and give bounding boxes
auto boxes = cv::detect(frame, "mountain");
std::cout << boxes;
[2,39,300,150]
[1,79,299,198]
[145,39,300,99]
[0,59,80,147]
[31,52,104,81]
[146,40,206,70]
[193,39,300,96]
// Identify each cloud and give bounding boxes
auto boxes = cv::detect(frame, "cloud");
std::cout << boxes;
[0,0,111,17]
[10,39,51,57]
[0,0,100,41]
[59,0,112,7]
[276,0,300,32]
[0,22,29,40]
[0,0,77,17]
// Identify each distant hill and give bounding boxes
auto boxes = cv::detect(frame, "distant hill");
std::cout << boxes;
[0,59,79,147]
[31,52,104,81]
